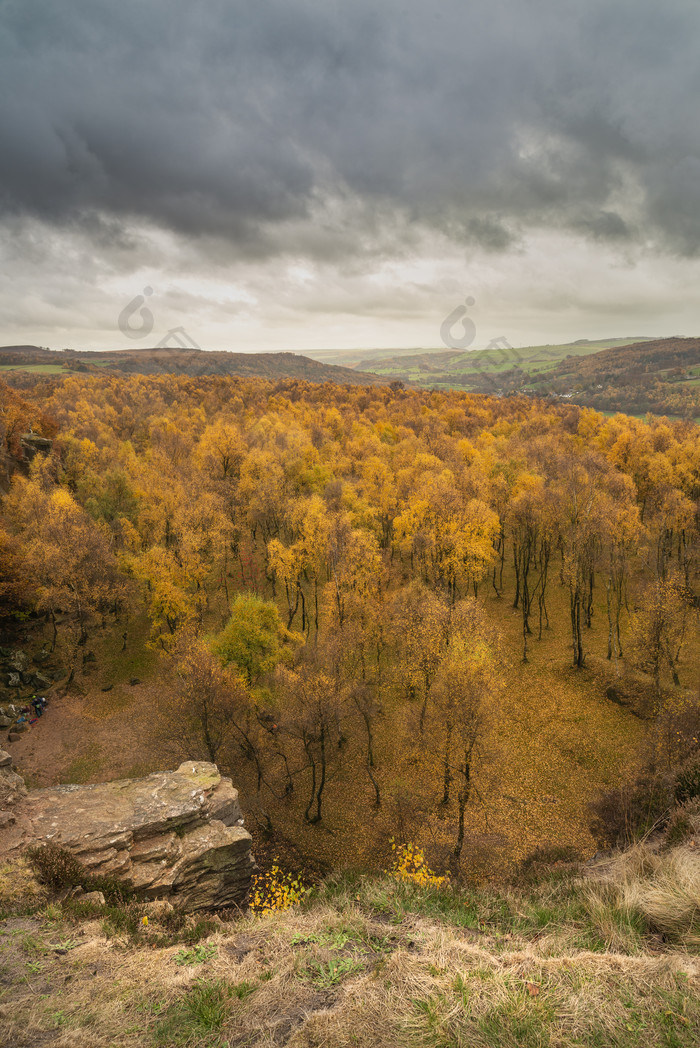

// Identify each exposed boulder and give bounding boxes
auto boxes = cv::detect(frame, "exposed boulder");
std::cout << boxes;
[0,749,28,815]
[8,651,29,673]
[19,431,53,460]
[0,761,256,912]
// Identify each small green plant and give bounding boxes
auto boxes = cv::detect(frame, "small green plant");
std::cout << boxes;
[291,929,356,949]
[174,942,218,966]
[231,980,256,1000]
[48,938,80,951]
[304,956,364,988]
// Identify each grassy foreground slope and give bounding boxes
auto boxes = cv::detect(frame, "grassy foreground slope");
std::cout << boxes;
[1,845,699,1047]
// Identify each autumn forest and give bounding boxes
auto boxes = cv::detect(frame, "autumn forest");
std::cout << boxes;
[1,374,699,876]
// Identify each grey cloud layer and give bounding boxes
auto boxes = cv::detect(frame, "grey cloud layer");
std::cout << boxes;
[1,0,700,260]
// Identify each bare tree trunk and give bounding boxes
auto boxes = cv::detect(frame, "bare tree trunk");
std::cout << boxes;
[454,753,471,859]
[441,721,452,805]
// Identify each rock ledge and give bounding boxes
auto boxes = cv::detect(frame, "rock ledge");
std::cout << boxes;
[0,757,256,911]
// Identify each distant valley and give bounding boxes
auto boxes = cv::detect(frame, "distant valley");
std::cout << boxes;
[312,336,700,419]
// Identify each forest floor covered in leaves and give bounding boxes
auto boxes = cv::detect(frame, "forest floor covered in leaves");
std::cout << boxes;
[7,564,663,879]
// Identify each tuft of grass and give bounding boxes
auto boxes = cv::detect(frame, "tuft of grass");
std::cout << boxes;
[231,979,257,1000]
[584,844,700,950]
[153,979,228,1045]
[0,858,45,917]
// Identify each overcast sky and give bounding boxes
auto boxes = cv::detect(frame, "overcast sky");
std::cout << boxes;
[2,0,700,354]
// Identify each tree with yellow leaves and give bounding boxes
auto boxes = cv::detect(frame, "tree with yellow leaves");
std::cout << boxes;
[427,598,498,858]
[3,459,126,681]
[629,573,691,704]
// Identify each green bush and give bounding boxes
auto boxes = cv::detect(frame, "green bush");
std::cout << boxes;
[516,844,582,884]
[26,844,133,904]
[674,755,700,805]
[26,844,84,890]
[589,777,672,848]
[211,592,300,684]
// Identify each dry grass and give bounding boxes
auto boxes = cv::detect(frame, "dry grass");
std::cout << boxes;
[0,858,45,913]
[584,843,700,951]
[1,853,699,1047]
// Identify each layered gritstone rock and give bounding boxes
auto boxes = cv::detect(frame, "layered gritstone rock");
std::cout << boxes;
[0,761,256,911]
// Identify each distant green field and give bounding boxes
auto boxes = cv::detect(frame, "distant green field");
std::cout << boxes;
[0,363,67,373]
[0,359,111,374]
[361,337,654,387]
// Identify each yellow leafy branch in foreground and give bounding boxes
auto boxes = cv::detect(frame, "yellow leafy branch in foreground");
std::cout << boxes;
[388,839,450,889]
[250,860,309,915]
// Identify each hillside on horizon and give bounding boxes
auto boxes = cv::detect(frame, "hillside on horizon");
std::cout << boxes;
[317,335,700,420]
[0,345,386,387]
[508,335,700,418]
[343,336,658,387]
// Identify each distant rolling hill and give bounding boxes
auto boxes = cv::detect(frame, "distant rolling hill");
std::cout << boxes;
[331,335,700,419]
[521,336,700,418]
[350,337,656,388]
[0,346,386,386]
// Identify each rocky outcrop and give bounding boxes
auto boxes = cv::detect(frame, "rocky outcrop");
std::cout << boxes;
[19,430,53,461]
[0,749,28,828]
[0,761,256,911]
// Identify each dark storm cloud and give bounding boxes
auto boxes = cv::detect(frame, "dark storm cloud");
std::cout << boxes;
[1,0,700,257]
